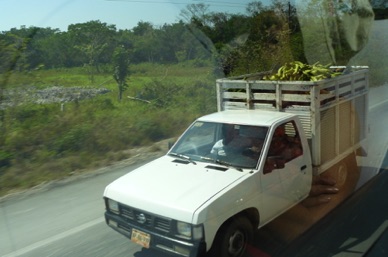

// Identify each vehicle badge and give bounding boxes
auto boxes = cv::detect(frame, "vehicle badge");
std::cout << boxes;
[137,213,147,224]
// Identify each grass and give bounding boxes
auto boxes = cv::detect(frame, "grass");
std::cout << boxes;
[0,61,217,197]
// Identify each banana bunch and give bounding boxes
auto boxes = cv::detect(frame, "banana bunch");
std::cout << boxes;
[263,61,342,81]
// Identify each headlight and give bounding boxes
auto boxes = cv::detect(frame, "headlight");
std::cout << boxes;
[177,221,192,238]
[107,199,119,214]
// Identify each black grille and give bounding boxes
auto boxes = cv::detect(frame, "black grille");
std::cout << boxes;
[155,217,171,232]
[118,223,131,234]
[119,204,172,233]
[121,207,134,219]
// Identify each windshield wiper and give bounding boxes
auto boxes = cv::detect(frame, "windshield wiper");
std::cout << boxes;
[200,156,242,172]
[169,152,196,165]
[215,159,243,172]
[200,156,215,163]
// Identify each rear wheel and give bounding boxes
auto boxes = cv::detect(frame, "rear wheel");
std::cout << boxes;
[209,216,253,257]
[321,152,359,201]
[304,152,360,221]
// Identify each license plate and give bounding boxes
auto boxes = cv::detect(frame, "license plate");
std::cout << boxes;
[131,229,151,248]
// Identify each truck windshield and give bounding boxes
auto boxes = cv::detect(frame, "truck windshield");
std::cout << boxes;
[169,121,268,169]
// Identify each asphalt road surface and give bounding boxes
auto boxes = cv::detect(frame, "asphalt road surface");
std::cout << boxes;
[1,87,387,257]
[0,161,158,257]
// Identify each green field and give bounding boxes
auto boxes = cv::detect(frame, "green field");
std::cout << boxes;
[0,62,217,196]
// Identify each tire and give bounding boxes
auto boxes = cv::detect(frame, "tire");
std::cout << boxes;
[320,152,359,202]
[304,152,360,221]
[209,216,253,257]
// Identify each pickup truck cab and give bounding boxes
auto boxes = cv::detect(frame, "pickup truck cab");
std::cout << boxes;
[104,109,313,257]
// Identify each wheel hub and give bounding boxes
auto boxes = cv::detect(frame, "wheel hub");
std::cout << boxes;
[336,164,348,187]
[228,230,245,256]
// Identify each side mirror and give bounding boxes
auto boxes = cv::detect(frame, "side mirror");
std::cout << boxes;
[168,141,175,150]
[264,156,285,174]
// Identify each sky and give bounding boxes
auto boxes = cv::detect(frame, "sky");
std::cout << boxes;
[0,0,272,32]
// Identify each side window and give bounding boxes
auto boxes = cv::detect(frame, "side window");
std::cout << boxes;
[265,121,303,173]
[269,121,303,162]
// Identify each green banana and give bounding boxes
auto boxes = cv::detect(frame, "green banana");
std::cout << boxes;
[263,61,341,81]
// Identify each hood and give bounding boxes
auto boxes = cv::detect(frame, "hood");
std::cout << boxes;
[104,156,249,223]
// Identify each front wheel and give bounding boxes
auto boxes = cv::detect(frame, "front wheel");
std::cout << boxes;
[209,216,253,257]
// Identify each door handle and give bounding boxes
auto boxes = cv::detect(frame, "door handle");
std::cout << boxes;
[300,165,307,171]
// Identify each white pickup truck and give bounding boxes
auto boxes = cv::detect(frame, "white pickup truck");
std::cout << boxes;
[103,67,369,257]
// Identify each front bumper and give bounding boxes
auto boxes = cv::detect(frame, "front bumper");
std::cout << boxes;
[105,212,206,257]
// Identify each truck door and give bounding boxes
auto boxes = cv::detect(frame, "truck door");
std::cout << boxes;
[276,121,310,200]
[260,120,310,222]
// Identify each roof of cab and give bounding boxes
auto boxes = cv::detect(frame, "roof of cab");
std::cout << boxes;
[197,109,296,127]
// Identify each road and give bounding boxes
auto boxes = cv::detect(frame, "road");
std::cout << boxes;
[357,84,388,187]
[0,161,165,257]
[1,87,387,257]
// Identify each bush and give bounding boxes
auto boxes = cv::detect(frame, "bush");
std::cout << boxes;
[12,104,51,124]
[54,124,96,153]
[0,149,13,168]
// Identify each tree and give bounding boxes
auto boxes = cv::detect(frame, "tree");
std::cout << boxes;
[0,27,38,73]
[23,27,60,69]
[131,22,157,63]
[246,1,266,16]
[68,20,117,81]
[112,46,129,101]
[0,28,38,147]
[156,22,191,63]
[296,0,374,65]
[37,31,74,68]
[180,3,210,24]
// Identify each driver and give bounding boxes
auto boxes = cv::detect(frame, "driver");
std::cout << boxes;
[210,124,251,157]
